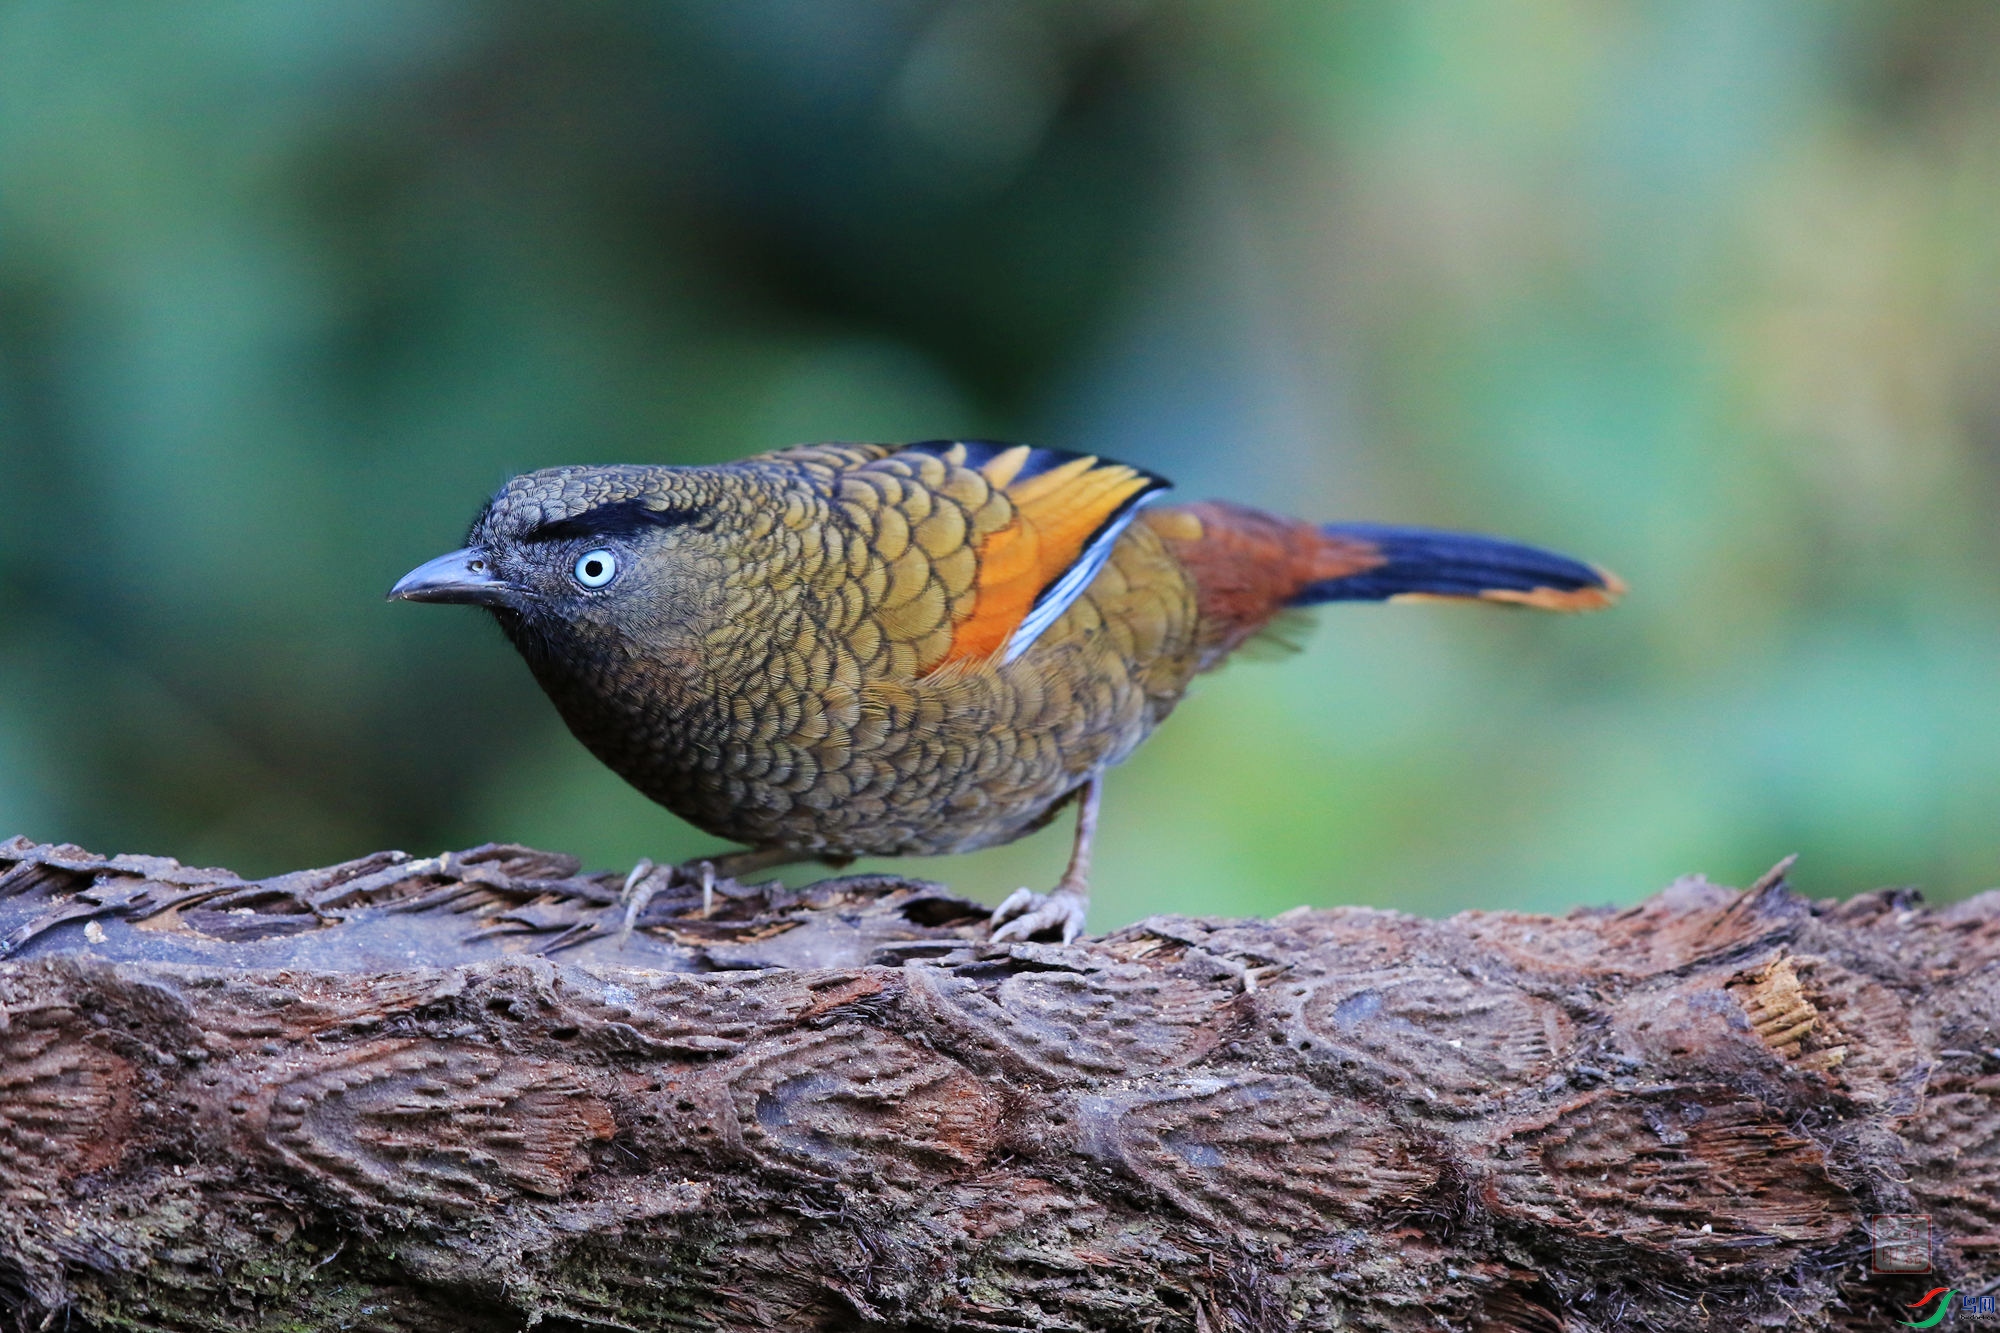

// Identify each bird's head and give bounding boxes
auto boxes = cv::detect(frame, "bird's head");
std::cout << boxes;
[388,464,748,673]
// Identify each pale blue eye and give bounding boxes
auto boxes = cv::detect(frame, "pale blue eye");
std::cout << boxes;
[574,549,618,588]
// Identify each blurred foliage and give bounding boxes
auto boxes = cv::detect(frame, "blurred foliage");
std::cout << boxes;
[5,1,2000,928]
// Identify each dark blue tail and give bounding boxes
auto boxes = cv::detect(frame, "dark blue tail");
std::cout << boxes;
[1292,523,1622,611]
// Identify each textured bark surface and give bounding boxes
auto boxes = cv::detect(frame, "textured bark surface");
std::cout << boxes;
[0,835,1995,1332]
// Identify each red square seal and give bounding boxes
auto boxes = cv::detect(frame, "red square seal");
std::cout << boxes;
[1871,1215,1932,1274]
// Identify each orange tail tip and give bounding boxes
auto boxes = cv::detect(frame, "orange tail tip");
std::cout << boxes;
[1477,571,1625,612]
[1400,565,1626,613]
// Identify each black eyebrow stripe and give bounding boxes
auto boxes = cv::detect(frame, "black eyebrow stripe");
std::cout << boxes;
[528,499,689,543]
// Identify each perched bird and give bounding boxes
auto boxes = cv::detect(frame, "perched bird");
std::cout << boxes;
[392,441,1621,942]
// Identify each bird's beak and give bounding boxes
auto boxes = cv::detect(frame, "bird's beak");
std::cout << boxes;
[388,548,514,606]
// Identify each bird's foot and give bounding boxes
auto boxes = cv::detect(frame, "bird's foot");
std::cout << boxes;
[616,858,669,947]
[990,884,1089,945]
[613,858,723,945]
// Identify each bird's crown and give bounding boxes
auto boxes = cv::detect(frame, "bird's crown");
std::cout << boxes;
[473,465,705,542]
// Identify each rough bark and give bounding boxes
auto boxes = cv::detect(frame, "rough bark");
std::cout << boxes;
[0,835,1994,1332]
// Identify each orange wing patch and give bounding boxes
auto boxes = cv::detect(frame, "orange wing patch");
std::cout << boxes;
[898,442,1169,668]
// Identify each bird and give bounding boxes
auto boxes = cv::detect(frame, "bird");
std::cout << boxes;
[391,440,1622,943]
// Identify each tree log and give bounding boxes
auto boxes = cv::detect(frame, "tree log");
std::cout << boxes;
[0,835,1994,1331]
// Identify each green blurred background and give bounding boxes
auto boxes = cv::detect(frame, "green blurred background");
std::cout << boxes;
[4,1,1998,928]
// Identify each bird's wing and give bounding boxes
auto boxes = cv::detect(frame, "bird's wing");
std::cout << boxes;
[844,441,1170,674]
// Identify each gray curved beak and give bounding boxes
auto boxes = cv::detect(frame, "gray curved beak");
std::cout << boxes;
[388,548,513,606]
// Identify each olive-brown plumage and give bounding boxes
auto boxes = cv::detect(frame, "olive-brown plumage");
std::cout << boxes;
[393,440,1622,941]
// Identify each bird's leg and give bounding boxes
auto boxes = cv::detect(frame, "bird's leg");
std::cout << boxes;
[991,777,1099,945]
[691,847,815,882]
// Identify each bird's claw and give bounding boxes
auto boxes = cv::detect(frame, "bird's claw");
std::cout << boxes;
[614,858,718,946]
[990,886,1089,945]
[617,858,665,948]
